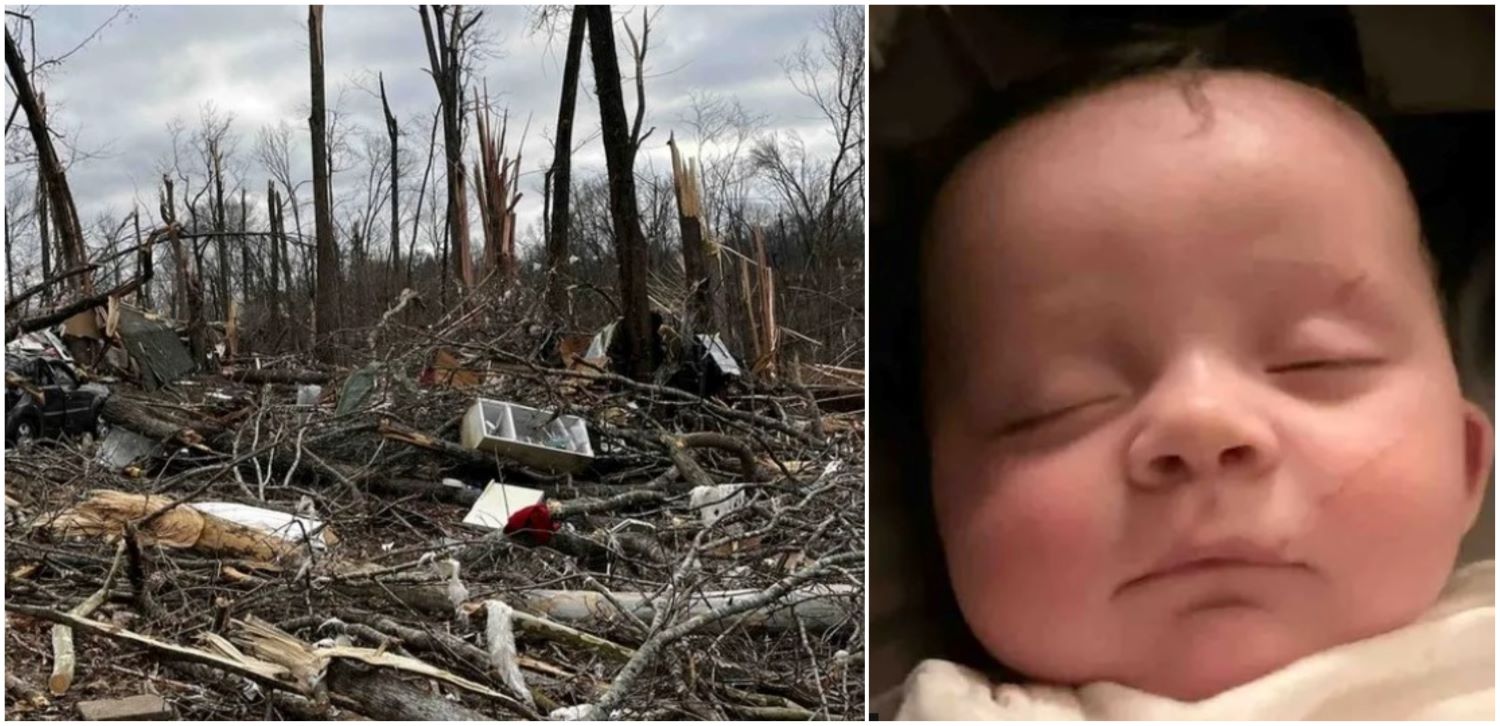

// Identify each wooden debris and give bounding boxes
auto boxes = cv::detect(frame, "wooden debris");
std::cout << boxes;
[50,541,126,694]
[76,694,172,721]
[43,490,301,562]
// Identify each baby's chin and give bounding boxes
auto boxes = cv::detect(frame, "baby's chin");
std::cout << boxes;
[991,604,1344,702]
[1111,604,1327,701]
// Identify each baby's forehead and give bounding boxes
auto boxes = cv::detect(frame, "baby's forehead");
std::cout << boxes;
[955,70,1383,181]
[925,70,1417,272]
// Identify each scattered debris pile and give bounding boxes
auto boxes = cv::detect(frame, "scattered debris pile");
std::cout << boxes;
[4,308,864,720]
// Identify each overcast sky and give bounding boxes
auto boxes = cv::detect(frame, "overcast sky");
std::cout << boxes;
[7,4,851,264]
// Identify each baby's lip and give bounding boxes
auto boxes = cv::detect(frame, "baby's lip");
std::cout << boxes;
[1122,538,1303,591]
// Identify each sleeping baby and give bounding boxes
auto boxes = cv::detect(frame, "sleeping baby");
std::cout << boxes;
[896,69,1494,719]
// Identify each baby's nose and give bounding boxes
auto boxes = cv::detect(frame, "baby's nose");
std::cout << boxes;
[1126,383,1280,489]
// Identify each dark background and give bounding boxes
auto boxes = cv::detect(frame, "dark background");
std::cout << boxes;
[868,5,1495,704]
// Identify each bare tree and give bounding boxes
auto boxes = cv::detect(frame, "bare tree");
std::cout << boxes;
[4,184,30,299]
[378,72,400,289]
[751,6,865,263]
[406,107,440,287]
[679,90,765,238]
[6,27,90,295]
[545,5,585,322]
[309,5,340,355]
[419,4,481,292]
[620,8,657,156]
[194,104,235,318]
[586,6,655,379]
[160,174,209,364]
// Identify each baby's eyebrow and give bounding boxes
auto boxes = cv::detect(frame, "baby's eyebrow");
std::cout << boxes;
[1323,272,1370,309]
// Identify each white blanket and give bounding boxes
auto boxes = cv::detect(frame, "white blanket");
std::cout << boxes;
[895,560,1494,720]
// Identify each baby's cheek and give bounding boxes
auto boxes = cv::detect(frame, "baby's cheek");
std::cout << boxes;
[935,448,1120,644]
[1304,415,1469,624]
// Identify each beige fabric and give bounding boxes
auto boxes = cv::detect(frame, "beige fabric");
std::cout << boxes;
[895,560,1495,720]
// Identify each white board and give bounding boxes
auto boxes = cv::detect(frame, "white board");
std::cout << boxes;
[463,481,546,531]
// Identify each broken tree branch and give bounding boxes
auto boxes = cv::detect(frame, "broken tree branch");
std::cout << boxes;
[49,540,126,695]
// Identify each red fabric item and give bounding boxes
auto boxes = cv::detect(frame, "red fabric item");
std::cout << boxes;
[504,503,558,545]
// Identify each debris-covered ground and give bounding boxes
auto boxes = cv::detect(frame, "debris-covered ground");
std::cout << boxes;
[4,306,865,720]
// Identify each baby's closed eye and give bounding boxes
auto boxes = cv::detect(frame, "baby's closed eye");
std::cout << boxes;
[1265,355,1387,401]
[998,394,1123,437]
[1266,356,1384,373]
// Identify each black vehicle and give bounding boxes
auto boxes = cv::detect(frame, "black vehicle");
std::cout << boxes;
[5,355,110,448]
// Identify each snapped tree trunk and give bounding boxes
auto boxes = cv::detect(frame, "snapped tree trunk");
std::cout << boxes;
[668,134,714,345]
[546,5,586,323]
[212,148,230,320]
[379,72,400,293]
[160,177,209,365]
[7,30,90,295]
[585,6,656,381]
[266,181,285,327]
[308,5,340,358]
[133,208,149,307]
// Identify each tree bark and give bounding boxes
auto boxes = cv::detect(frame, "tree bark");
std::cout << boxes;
[239,187,253,311]
[309,5,340,358]
[4,199,14,301]
[585,6,656,380]
[7,32,89,294]
[419,5,474,291]
[545,6,586,323]
[36,173,52,306]
[379,72,400,293]
[668,135,714,344]
[266,181,283,323]
[325,661,492,720]
[408,108,439,289]
[212,146,231,319]
[160,176,209,364]
[132,208,149,307]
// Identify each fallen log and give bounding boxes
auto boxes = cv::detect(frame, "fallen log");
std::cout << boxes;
[378,418,493,468]
[326,660,491,720]
[5,262,99,312]
[4,275,144,342]
[507,609,635,662]
[514,583,860,634]
[100,397,206,447]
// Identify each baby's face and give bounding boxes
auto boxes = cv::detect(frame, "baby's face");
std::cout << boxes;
[923,72,1492,701]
